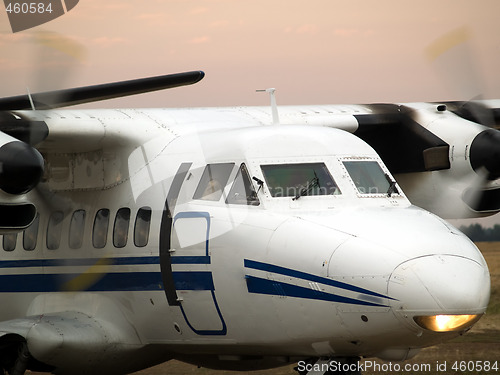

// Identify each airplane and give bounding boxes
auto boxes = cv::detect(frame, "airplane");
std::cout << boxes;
[0,70,493,374]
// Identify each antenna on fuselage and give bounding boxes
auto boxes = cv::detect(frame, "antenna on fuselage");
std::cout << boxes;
[256,88,280,125]
[26,88,36,110]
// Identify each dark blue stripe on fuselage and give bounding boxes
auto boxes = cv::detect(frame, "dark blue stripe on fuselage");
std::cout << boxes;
[0,255,216,293]
[245,275,387,307]
[244,259,392,300]
[0,256,160,269]
[171,256,211,264]
[0,269,214,293]
[0,272,164,293]
[0,256,163,292]
[172,271,215,291]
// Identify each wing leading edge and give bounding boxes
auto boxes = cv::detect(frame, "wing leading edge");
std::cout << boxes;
[0,70,205,110]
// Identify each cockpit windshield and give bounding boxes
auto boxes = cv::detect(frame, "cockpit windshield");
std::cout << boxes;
[261,163,340,198]
[343,160,397,195]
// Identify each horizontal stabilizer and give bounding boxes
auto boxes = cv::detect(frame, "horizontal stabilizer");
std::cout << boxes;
[0,70,205,110]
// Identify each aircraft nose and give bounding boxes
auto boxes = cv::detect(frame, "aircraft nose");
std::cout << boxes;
[388,254,490,332]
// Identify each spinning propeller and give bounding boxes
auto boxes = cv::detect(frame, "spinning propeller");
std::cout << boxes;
[0,31,204,230]
[0,73,204,193]
[0,70,205,192]
[426,27,500,214]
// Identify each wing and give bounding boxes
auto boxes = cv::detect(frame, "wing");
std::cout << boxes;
[0,71,204,110]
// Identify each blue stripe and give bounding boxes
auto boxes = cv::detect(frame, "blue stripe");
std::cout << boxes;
[171,256,211,264]
[0,256,160,269]
[244,259,392,300]
[172,271,215,291]
[0,272,163,293]
[245,275,387,307]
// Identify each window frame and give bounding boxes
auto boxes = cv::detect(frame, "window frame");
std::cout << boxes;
[226,163,260,206]
[134,206,152,247]
[193,163,235,201]
[113,207,131,248]
[3,233,17,252]
[23,213,40,251]
[93,208,110,249]
[69,209,86,249]
[46,211,64,250]
[342,159,397,196]
[261,162,340,198]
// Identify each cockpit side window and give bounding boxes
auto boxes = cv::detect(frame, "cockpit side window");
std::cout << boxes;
[193,163,234,201]
[343,160,395,195]
[226,164,260,206]
[261,163,340,198]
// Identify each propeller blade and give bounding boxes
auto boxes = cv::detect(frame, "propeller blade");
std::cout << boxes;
[469,128,500,179]
[0,71,205,110]
[461,167,500,213]
[441,100,499,128]
[426,27,497,128]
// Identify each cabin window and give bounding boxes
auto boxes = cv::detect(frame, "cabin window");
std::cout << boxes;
[343,160,395,195]
[69,210,86,249]
[47,211,64,250]
[113,207,131,248]
[226,164,260,206]
[23,213,40,251]
[134,206,151,247]
[3,233,17,252]
[193,163,234,201]
[261,163,340,198]
[93,209,110,249]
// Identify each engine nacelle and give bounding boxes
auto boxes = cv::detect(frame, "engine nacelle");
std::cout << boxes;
[0,131,44,195]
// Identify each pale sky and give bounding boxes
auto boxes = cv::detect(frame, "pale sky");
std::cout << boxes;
[1,0,500,108]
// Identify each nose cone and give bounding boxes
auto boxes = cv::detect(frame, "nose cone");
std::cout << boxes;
[389,254,490,330]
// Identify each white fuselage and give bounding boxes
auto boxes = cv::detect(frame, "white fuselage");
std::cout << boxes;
[0,107,491,374]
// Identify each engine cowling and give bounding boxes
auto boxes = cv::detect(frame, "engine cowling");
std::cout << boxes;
[0,131,44,195]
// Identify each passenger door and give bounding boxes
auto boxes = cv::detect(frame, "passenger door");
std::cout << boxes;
[160,163,234,335]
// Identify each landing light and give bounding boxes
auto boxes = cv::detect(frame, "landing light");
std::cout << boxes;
[414,314,482,332]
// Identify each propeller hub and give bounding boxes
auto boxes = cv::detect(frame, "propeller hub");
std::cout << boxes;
[469,129,500,180]
[0,141,44,194]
